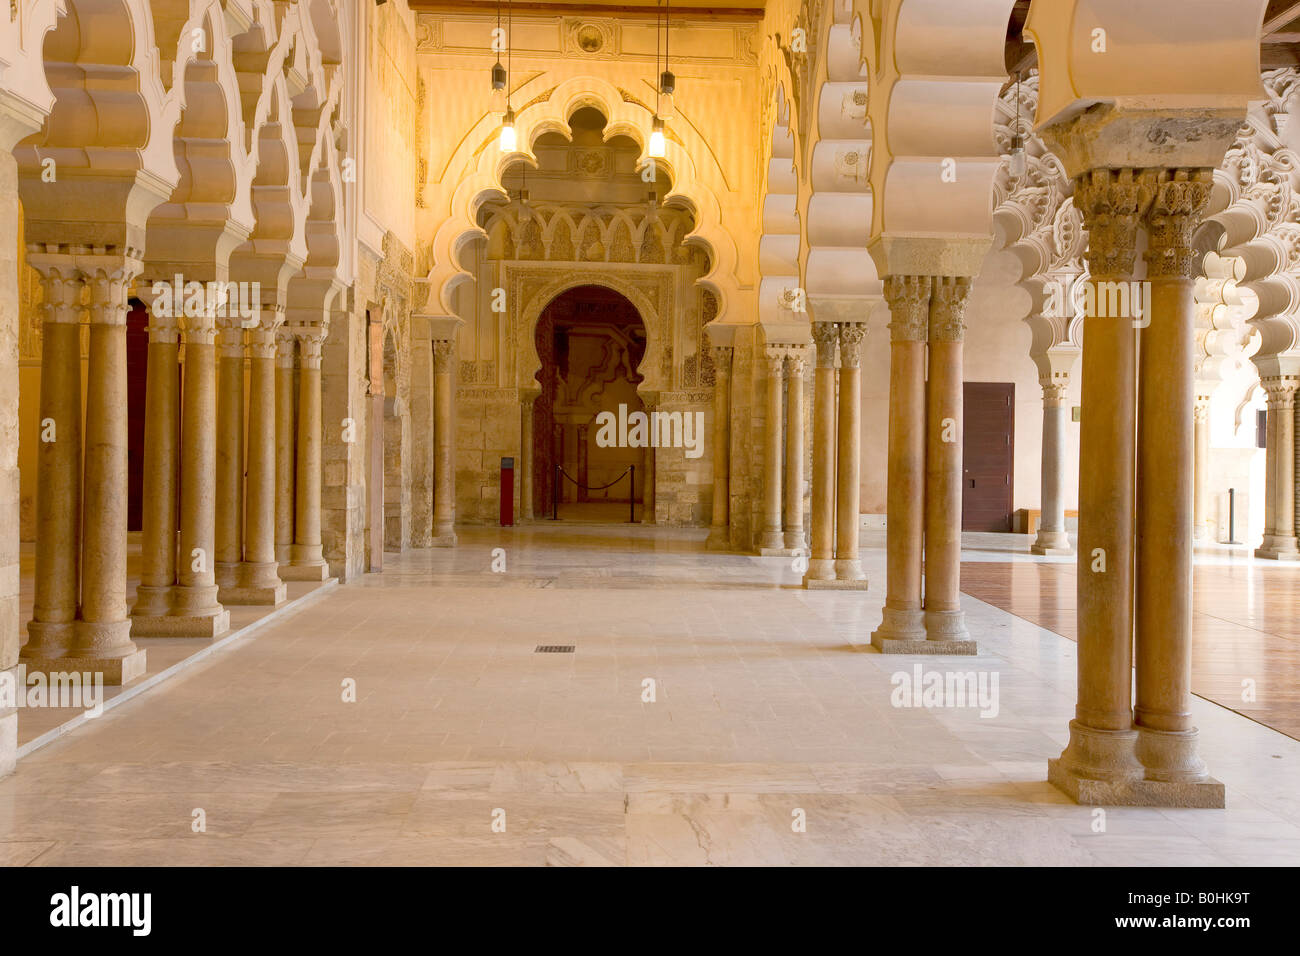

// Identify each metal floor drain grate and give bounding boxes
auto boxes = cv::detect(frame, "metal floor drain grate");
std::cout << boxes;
[535,644,575,654]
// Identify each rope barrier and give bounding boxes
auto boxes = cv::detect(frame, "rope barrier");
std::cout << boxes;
[555,465,632,492]
[551,463,637,522]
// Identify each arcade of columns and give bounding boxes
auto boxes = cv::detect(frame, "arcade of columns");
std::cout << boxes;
[0,0,1287,809]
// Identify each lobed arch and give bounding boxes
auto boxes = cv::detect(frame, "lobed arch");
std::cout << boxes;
[799,0,881,322]
[758,82,803,326]
[851,0,1018,275]
[514,270,668,400]
[426,76,738,323]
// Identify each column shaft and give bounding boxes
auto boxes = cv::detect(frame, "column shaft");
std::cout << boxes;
[286,329,328,577]
[234,326,284,602]
[432,340,458,546]
[275,333,297,566]
[1033,383,1073,554]
[873,278,929,644]
[758,350,785,550]
[922,278,972,646]
[214,325,244,590]
[24,267,83,658]
[705,347,732,550]
[1193,397,1210,542]
[521,397,536,521]
[804,324,837,582]
[1049,168,1148,793]
[73,266,147,679]
[834,325,865,580]
[783,350,807,551]
[133,311,180,617]
[1134,170,1215,788]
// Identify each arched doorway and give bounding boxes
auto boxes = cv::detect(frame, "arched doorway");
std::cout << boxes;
[534,285,647,520]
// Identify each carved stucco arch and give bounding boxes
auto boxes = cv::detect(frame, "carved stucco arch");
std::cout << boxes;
[851,0,1017,276]
[800,1,880,322]
[513,268,670,402]
[428,75,737,323]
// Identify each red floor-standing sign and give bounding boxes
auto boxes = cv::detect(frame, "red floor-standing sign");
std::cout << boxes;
[500,457,514,527]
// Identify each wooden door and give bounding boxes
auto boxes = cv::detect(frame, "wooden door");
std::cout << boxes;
[962,382,1014,532]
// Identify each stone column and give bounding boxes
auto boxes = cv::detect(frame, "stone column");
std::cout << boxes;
[274,330,297,565]
[214,319,245,594]
[521,393,537,521]
[1193,391,1211,543]
[70,264,149,680]
[156,303,229,636]
[23,263,84,661]
[1133,170,1222,802]
[783,349,808,551]
[833,324,866,583]
[705,346,732,550]
[873,277,929,647]
[1033,380,1074,555]
[1257,377,1299,559]
[758,348,786,552]
[233,322,285,604]
[284,327,330,579]
[1048,168,1149,799]
[409,331,435,547]
[641,401,657,525]
[804,324,838,585]
[920,279,975,650]
[132,302,180,621]
[432,339,458,546]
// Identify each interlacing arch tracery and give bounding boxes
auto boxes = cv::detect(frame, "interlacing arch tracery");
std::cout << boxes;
[425,76,738,321]
[992,71,1086,387]
[481,202,699,267]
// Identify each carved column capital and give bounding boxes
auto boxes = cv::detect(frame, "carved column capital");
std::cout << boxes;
[248,308,285,359]
[275,328,297,369]
[83,262,138,327]
[1041,379,1070,408]
[884,274,930,343]
[929,276,972,343]
[1144,169,1214,281]
[785,346,809,378]
[764,346,788,376]
[215,316,246,358]
[837,323,866,368]
[29,263,83,326]
[1263,376,1299,410]
[1073,167,1157,279]
[292,326,326,368]
[812,322,839,367]
[433,339,456,374]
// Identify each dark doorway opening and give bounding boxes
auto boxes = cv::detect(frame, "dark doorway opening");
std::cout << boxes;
[533,285,647,521]
[962,381,1015,532]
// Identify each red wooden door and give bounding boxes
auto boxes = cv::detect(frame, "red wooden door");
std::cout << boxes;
[962,382,1014,532]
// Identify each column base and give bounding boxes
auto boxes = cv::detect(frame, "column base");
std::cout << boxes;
[1134,725,1212,783]
[834,558,865,581]
[22,620,77,660]
[130,608,230,638]
[214,561,242,589]
[431,533,459,548]
[802,557,837,586]
[805,576,869,590]
[705,526,730,551]
[758,529,785,551]
[281,562,331,581]
[1255,535,1300,560]
[131,584,173,619]
[0,706,14,778]
[783,530,806,550]
[1048,758,1225,807]
[871,606,927,645]
[758,546,799,557]
[1031,530,1073,555]
[218,582,287,606]
[925,609,973,644]
[23,648,148,687]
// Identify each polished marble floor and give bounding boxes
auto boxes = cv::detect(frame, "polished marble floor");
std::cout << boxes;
[3,524,1300,866]
[961,553,1300,740]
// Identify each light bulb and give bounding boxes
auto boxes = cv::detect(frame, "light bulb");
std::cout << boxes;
[649,117,666,159]
[1008,135,1026,178]
[500,109,516,153]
